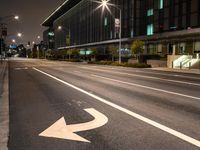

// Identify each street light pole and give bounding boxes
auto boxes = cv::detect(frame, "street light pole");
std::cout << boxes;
[0,15,19,63]
[92,0,122,63]
[0,23,6,64]
[119,8,122,64]
[0,27,3,64]
[57,25,71,47]
[108,4,122,63]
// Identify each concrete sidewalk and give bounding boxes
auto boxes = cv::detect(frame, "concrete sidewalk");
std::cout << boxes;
[149,67,200,75]
[0,60,9,150]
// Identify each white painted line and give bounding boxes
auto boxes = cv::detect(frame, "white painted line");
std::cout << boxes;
[79,67,200,87]
[33,68,200,148]
[92,74,200,101]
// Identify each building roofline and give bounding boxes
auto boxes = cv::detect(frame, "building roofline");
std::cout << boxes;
[41,0,69,26]
[41,0,81,27]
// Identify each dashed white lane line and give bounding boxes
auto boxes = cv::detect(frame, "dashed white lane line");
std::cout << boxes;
[92,74,200,101]
[33,67,200,148]
[79,67,200,87]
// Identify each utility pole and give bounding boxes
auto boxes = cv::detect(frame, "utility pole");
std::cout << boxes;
[0,24,6,64]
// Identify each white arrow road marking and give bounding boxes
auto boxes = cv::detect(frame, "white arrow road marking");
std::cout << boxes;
[34,68,200,148]
[39,108,108,143]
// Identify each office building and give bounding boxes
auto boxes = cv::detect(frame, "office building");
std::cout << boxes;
[42,0,200,60]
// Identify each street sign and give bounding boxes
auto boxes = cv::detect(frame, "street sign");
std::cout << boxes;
[39,108,108,143]
[115,18,120,33]
[115,18,120,28]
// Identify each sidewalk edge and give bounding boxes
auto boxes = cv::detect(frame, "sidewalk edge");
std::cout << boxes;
[0,61,9,150]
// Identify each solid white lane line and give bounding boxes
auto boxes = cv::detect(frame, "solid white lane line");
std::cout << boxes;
[79,67,200,87]
[33,67,200,148]
[92,74,200,101]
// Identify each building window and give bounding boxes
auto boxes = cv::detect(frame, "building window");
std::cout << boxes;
[159,0,164,9]
[104,17,108,26]
[147,24,154,35]
[147,9,154,16]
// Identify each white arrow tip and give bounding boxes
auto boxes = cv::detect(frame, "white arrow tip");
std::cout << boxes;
[39,117,91,143]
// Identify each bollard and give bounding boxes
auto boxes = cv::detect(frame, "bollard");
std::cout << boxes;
[189,62,191,70]
[180,62,182,69]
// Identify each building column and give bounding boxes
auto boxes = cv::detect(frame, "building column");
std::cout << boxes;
[173,44,176,55]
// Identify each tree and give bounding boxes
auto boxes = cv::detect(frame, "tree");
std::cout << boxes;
[67,49,72,60]
[108,45,118,61]
[71,48,80,59]
[60,49,68,59]
[90,47,98,61]
[130,40,144,56]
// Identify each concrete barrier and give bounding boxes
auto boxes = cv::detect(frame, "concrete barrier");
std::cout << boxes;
[147,60,167,68]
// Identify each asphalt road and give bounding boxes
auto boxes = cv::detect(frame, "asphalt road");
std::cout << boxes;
[8,58,200,150]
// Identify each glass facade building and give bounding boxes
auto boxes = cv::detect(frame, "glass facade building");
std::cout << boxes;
[42,0,200,56]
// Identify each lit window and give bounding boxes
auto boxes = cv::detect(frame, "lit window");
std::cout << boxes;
[104,17,108,26]
[147,9,154,16]
[147,24,154,35]
[48,32,54,36]
[159,0,164,9]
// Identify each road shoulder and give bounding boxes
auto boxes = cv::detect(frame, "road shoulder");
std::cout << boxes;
[0,61,9,150]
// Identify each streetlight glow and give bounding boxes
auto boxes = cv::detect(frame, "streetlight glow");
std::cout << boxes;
[93,0,122,63]
[58,26,62,30]
[12,39,16,43]
[14,15,19,20]
[102,0,108,6]
[17,33,22,37]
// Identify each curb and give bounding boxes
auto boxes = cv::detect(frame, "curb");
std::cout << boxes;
[148,67,200,75]
[0,61,9,150]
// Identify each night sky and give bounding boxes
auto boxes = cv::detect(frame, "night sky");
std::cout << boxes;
[0,0,64,45]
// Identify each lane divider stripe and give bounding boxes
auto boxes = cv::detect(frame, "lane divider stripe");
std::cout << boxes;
[91,74,200,101]
[33,67,200,148]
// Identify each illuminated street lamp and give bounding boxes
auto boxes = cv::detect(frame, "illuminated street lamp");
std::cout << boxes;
[57,25,71,47]
[94,0,122,63]
[0,15,19,22]
[17,33,22,37]
[12,39,16,43]
[58,26,62,30]
[14,15,19,20]
[0,15,20,63]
